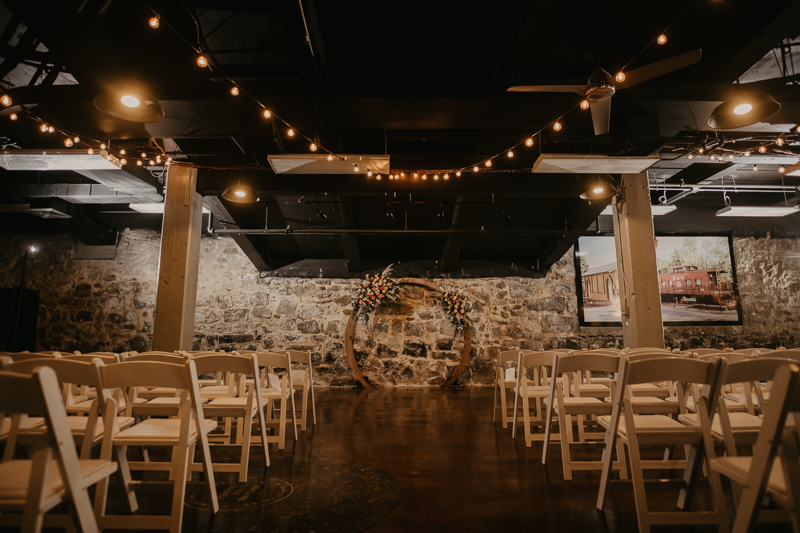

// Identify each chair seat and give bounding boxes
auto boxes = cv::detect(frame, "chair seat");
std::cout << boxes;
[260,388,287,399]
[629,383,670,398]
[519,385,550,398]
[206,397,269,413]
[679,412,762,436]
[545,396,611,415]
[576,384,610,398]
[66,416,135,439]
[114,418,217,446]
[0,459,117,507]
[711,456,788,507]
[137,387,178,399]
[598,414,695,437]
[1,417,46,438]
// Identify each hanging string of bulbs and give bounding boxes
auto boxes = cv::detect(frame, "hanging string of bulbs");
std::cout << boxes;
[683,126,800,174]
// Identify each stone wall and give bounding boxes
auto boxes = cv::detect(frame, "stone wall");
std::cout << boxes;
[1,228,798,387]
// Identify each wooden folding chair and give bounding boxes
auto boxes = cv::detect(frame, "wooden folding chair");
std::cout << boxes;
[0,366,118,533]
[190,354,270,481]
[511,350,557,445]
[93,359,219,533]
[541,352,628,480]
[254,352,298,449]
[494,349,523,428]
[280,350,316,431]
[710,363,800,532]
[596,356,729,533]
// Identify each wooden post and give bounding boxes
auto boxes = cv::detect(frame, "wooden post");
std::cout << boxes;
[152,165,202,351]
[612,173,665,349]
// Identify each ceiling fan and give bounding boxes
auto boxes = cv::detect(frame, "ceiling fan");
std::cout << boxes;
[508,49,702,135]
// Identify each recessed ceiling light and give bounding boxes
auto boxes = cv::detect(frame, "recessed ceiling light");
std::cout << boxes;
[121,95,140,108]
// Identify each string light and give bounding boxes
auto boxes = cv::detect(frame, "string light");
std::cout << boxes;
[354,164,359,172]
[119,149,126,155]
[309,143,318,152]
[47,126,54,133]
[263,110,271,119]
[136,160,143,166]
[376,175,382,180]
[758,146,767,153]
[64,138,73,147]
[698,147,704,154]
[148,14,160,28]
[73,136,80,143]
[149,160,155,165]
[753,165,758,171]
[9,113,17,121]
[507,150,514,158]
[473,166,479,172]
[553,121,562,132]
[443,174,450,180]
[485,160,492,167]
[779,166,786,173]
[580,100,590,110]
[120,158,127,165]
[413,173,419,178]
[422,174,428,180]
[100,143,107,150]
[434,174,439,180]
[776,138,783,146]
[287,129,295,137]
[796,125,800,134]
[87,148,94,155]
[40,124,48,132]
[400,173,405,178]
[156,155,161,163]
[367,170,373,177]
[729,154,734,159]
[525,137,534,147]
[744,151,750,157]
[657,34,667,45]
[615,72,626,83]
[197,55,208,68]
[688,154,694,159]
[455,171,461,177]
[327,154,333,161]
[140,152,146,158]
[230,86,239,96]
[1,95,11,106]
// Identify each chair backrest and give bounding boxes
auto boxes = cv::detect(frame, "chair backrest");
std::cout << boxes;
[279,350,311,365]
[192,353,259,378]
[4,352,59,362]
[626,351,681,362]
[722,358,796,387]
[553,352,620,376]
[698,352,749,363]
[254,351,292,371]
[760,349,800,362]
[124,353,188,364]
[577,348,621,356]
[626,347,673,355]
[691,348,724,356]
[61,353,121,364]
[621,356,722,389]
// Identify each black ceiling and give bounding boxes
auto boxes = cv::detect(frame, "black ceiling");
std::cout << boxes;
[1,0,799,277]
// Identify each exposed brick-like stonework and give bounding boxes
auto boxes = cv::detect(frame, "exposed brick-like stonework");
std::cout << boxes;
[1,229,797,386]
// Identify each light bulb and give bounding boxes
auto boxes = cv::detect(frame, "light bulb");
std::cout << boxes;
[100,143,107,150]
[688,154,694,159]
[120,158,127,165]
[140,152,146,158]
[156,155,161,163]
[593,187,604,194]
[615,72,625,83]
[413,173,419,178]
[64,138,73,147]
[473,166,479,172]
[525,137,534,147]
[401,173,405,178]
[553,121,562,131]
[733,103,752,115]
[376,175,382,180]
[73,136,80,143]
[455,171,461,177]
[235,190,246,197]
[230,86,239,96]
[758,146,767,153]
[354,164,359,172]
[779,166,786,173]
[657,34,667,45]
[310,143,318,152]
[119,149,126,155]
[434,174,439,180]
[121,95,140,107]
[263,109,271,119]
[744,151,750,157]
[797,125,800,134]
[698,147,704,154]
[753,165,758,171]
[148,15,160,28]
[40,124,48,133]
[149,160,155,165]
[87,148,94,155]
[367,171,373,177]
[136,160,143,166]
[47,126,54,133]
[580,100,589,110]
[327,154,333,161]
[776,138,784,146]
[507,150,514,158]
[287,129,295,137]
[197,55,208,68]
[422,174,428,180]
[444,174,450,180]
[0,95,10,106]
[485,159,492,167]
[9,113,17,121]
[729,154,734,159]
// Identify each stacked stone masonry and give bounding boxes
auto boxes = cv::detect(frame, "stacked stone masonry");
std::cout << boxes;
[1,229,797,387]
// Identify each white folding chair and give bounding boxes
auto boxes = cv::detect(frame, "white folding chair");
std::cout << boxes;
[254,352,298,449]
[511,350,557,445]
[280,350,316,431]
[494,349,523,428]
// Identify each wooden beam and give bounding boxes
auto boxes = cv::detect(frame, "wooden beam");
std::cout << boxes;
[612,173,665,349]
[152,165,203,352]
[204,196,271,272]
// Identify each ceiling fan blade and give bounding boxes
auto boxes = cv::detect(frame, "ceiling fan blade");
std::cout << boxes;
[589,98,611,135]
[507,85,586,94]
[616,49,702,89]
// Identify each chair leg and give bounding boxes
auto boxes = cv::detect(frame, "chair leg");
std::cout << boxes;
[500,384,509,428]
[522,395,532,447]
[615,438,629,480]
[288,390,298,441]
[22,445,52,533]
[196,430,219,514]
[492,380,498,423]
[257,400,271,468]
[239,413,253,482]
[278,398,287,449]
[300,386,309,432]
[168,444,190,533]
[309,383,316,425]
[626,434,652,533]
[560,409,574,480]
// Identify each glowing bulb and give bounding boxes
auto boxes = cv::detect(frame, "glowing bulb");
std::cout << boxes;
[100,143,107,150]
[758,146,767,153]
[9,113,17,121]
[149,160,155,165]
[779,166,786,173]
[473,166,479,172]
[197,55,208,68]
[148,15,160,28]
[367,171,373,177]
[235,190,246,197]
[507,151,514,158]
[698,147,704,154]
[376,175,382,180]
[120,158,127,165]
[657,34,667,45]
[744,151,750,157]
[156,156,161,163]
[401,173,405,178]
[64,138,73,147]
[87,148,94,155]
[593,187,604,194]
[525,137,534,147]
[776,138,784,146]
[354,165,359,172]
[121,95,140,107]
[444,174,450,180]
[796,125,800,134]
[136,160,143,166]
[688,154,693,159]
[140,152,146,158]
[47,126,54,133]
[728,154,734,159]
[263,109,271,119]
[422,174,428,180]
[434,174,439,180]
[413,173,419,178]
[580,100,589,110]
[119,149,126,155]
[287,129,295,137]
[327,154,333,161]
[230,86,239,96]
[753,165,758,171]
[733,103,752,115]
[310,143,318,152]
[0,95,10,106]
[455,171,461,177]
[73,136,80,143]
[40,124,48,132]
[615,72,625,83]
[553,121,562,131]
[106,155,112,160]
[485,160,492,167]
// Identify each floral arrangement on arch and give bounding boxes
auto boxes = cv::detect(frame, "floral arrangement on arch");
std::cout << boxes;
[438,287,472,333]
[351,265,399,321]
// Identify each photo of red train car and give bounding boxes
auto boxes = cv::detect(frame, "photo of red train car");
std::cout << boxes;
[658,264,735,306]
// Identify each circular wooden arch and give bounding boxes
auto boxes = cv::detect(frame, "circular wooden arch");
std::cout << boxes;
[344,278,472,389]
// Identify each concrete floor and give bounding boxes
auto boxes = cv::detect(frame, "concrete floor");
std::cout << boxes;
[36,387,792,532]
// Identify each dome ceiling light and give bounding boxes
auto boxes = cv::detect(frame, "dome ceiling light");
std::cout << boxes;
[94,86,164,123]
[708,92,780,129]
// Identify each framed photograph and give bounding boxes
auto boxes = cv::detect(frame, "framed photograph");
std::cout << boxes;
[575,234,742,327]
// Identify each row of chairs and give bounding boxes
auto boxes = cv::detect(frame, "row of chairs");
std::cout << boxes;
[494,346,800,532]
[0,349,317,533]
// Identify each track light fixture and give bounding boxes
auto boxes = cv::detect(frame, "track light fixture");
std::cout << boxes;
[580,176,618,200]
[221,183,258,203]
